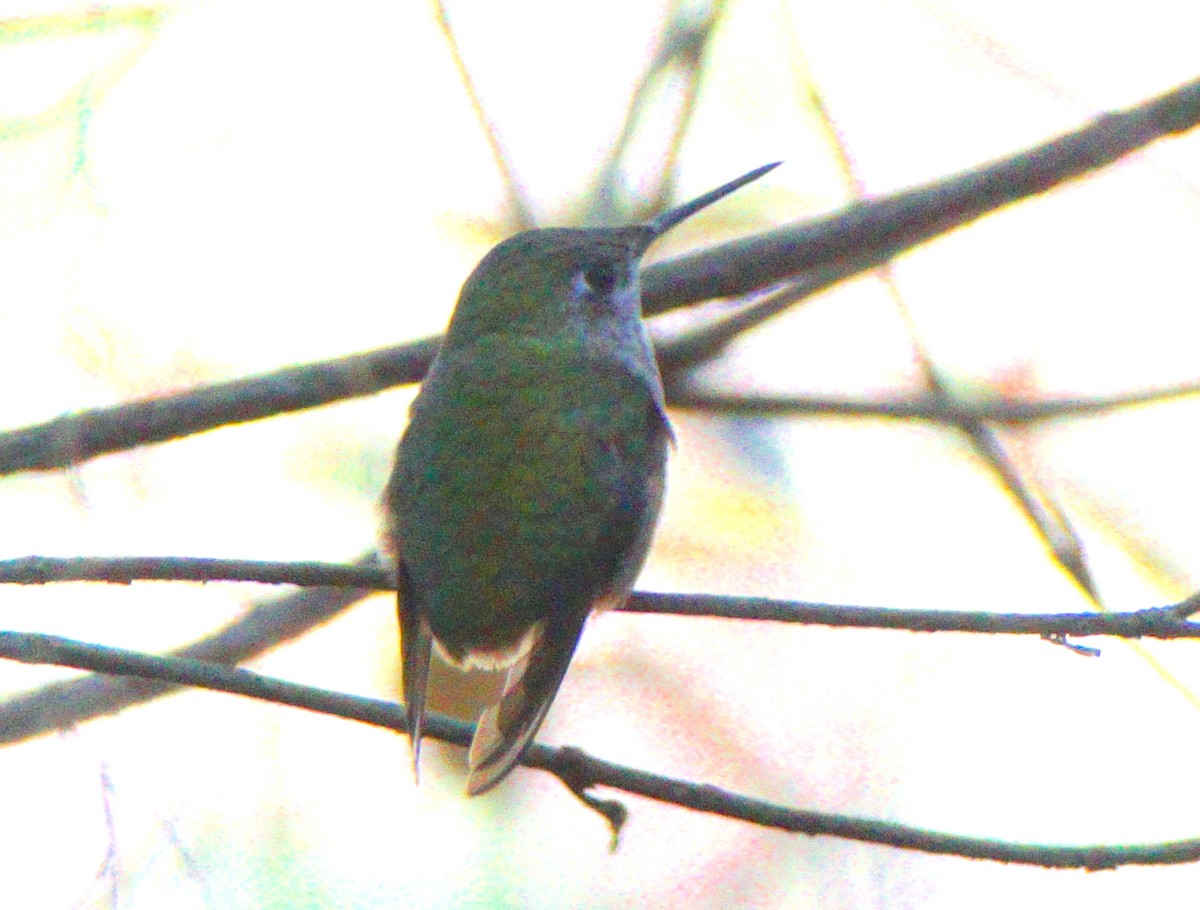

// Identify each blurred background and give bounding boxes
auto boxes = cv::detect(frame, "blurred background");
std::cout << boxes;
[2,0,1200,907]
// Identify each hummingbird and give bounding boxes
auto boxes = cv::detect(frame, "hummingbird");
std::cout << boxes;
[382,162,779,795]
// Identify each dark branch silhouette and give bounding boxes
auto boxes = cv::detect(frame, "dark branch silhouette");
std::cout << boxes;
[638,76,1200,313]
[1,628,1197,869]
[798,68,1101,605]
[4,555,1200,637]
[1,555,1197,639]
[0,554,383,588]
[0,566,372,745]
[664,380,1200,423]
[0,77,1195,477]
[5,554,1199,754]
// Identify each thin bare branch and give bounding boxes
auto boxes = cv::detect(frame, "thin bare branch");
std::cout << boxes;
[799,54,1098,601]
[952,413,1097,597]
[0,560,375,745]
[0,554,382,587]
[431,0,535,230]
[623,591,1200,639]
[664,382,1200,422]
[0,555,1196,640]
[1,629,1197,869]
[655,279,815,371]
[587,0,726,224]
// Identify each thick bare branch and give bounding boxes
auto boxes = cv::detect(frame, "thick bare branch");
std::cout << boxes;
[640,76,1200,312]
[0,337,440,476]
[0,78,1196,477]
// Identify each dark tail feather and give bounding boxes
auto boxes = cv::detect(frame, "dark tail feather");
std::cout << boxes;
[398,564,432,782]
[465,611,588,796]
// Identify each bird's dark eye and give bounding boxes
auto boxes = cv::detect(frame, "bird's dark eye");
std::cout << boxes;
[582,261,621,294]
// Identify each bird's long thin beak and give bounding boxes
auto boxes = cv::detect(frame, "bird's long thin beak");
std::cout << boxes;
[642,161,781,241]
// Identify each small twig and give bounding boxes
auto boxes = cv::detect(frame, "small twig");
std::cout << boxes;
[554,746,629,851]
[1041,633,1103,657]
[1171,592,1200,620]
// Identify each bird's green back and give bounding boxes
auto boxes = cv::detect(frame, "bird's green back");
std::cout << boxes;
[387,333,669,665]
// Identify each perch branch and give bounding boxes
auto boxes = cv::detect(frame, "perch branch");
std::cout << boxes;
[1,629,1196,870]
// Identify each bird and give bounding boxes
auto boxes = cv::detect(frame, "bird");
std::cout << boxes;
[382,162,779,795]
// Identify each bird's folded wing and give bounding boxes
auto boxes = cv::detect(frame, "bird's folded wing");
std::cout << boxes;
[399,562,434,781]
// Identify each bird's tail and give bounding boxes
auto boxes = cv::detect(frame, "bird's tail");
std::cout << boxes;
[465,610,589,795]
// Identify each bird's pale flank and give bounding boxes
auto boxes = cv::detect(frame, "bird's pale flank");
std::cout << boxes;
[382,162,779,794]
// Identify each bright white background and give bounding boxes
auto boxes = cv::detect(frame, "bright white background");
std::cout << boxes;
[1,1,1200,907]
